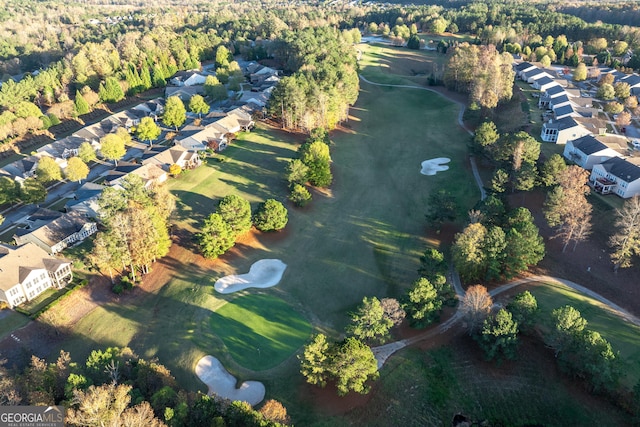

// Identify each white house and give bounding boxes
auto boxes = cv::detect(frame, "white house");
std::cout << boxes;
[532,76,557,92]
[523,68,553,84]
[515,62,537,79]
[169,70,207,87]
[541,117,591,144]
[539,84,567,108]
[590,157,640,198]
[14,211,98,255]
[563,135,622,170]
[0,243,73,307]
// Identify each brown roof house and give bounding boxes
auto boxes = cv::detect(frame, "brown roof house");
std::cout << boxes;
[0,243,72,307]
[141,144,201,171]
[14,211,98,255]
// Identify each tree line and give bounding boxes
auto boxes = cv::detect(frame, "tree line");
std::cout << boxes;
[0,346,291,426]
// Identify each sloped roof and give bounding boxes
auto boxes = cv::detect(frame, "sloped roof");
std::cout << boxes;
[545,117,580,131]
[554,104,575,117]
[535,76,554,86]
[550,94,570,106]
[16,211,93,249]
[571,135,609,155]
[599,157,640,182]
[0,243,71,290]
[515,62,535,72]
[622,74,640,86]
[544,85,565,96]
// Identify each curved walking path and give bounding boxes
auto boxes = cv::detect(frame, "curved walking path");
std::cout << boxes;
[360,74,640,368]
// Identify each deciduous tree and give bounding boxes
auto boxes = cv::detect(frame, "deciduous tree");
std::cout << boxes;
[609,196,640,271]
[65,157,89,183]
[189,94,210,118]
[100,133,126,166]
[36,156,62,183]
[20,178,47,204]
[461,285,493,335]
[78,142,97,163]
[136,117,161,147]
[163,96,186,131]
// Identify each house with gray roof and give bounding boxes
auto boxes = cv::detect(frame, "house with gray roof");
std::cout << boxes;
[553,104,577,120]
[65,182,105,219]
[14,211,97,255]
[563,135,622,170]
[541,117,591,144]
[590,157,640,198]
[0,243,72,307]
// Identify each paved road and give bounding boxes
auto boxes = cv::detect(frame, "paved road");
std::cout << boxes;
[0,141,149,233]
[360,73,640,368]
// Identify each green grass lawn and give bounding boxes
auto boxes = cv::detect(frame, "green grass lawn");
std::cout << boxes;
[211,294,311,371]
[52,46,479,423]
[0,310,29,340]
[530,281,640,388]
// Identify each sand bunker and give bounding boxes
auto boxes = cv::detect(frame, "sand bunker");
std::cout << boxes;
[420,157,451,176]
[195,355,265,406]
[215,259,287,294]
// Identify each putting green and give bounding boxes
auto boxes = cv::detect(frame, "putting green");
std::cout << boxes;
[210,293,312,371]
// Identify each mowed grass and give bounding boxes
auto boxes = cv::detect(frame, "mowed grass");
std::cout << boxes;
[210,294,311,371]
[358,43,447,86]
[530,281,640,388]
[52,47,478,422]
[0,310,29,340]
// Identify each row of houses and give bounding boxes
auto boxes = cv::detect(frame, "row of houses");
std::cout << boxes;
[0,99,165,183]
[516,61,640,198]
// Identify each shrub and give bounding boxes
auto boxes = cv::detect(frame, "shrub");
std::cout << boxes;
[289,184,312,207]
[254,199,288,232]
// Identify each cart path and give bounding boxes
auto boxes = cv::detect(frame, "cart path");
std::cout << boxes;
[358,75,486,200]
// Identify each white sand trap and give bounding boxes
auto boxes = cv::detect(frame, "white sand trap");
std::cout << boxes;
[195,355,265,406]
[420,157,451,176]
[215,259,287,294]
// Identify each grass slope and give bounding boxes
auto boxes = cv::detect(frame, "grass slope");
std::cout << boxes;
[211,294,311,371]
[531,281,640,388]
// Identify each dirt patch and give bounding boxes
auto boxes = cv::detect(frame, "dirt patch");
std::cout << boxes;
[299,380,373,417]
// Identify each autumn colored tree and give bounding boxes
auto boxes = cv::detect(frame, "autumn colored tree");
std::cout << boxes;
[136,117,161,147]
[100,133,126,166]
[189,94,210,118]
[609,196,640,272]
[616,111,631,128]
[544,166,592,252]
[169,164,182,176]
[162,96,186,131]
[78,142,97,163]
[65,157,90,183]
[461,285,493,335]
[36,156,62,183]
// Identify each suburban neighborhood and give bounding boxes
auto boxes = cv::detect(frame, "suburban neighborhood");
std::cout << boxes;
[1,1,640,426]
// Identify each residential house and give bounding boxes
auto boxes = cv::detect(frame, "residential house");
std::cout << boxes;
[549,94,571,110]
[0,156,39,182]
[249,65,278,84]
[539,84,566,108]
[514,62,537,79]
[553,104,577,120]
[562,135,623,170]
[132,98,164,121]
[622,74,640,96]
[169,70,207,87]
[14,211,97,255]
[176,125,227,152]
[532,76,557,92]
[540,117,591,144]
[590,157,640,198]
[141,144,201,171]
[0,243,73,308]
[65,182,105,219]
[165,85,205,101]
[522,68,553,84]
[103,162,168,188]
